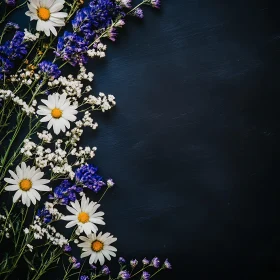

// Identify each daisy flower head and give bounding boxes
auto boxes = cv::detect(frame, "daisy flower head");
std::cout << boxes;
[25,0,68,36]
[4,162,51,207]
[78,232,117,265]
[37,93,78,135]
[62,195,105,235]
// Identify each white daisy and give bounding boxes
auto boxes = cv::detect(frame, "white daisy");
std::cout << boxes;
[37,93,78,135]
[4,162,51,207]
[62,195,105,235]
[78,232,117,265]
[25,0,68,36]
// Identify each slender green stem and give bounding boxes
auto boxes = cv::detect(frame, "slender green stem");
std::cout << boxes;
[98,186,110,203]
[150,267,164,278]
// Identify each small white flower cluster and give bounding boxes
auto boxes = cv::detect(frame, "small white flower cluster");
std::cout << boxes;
[30,217,68,247]
[10,69,40,84]
[85,92,116,112]
[0,89,36,115]
[24,29,40,42]
[0,214,11,239]
[87,42,107,58]
[37,130,53,143]
[69,146,97,165]
[44,202,63,221]
[21,139,37,157]
[77,65,94,82]
[27,244,33,252]
[47,66,94,102]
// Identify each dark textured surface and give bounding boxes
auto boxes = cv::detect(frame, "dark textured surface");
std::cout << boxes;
[87,0,280,279]
[6,0,280,279]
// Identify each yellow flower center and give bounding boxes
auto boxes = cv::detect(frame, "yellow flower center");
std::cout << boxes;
[51,108,62,119]
[91,240,103,252]
[78,212,89,223]
[19,179,32,191]
[37,7,51,21]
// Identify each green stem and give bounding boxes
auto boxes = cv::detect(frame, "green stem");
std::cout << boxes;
[150,267,164,279]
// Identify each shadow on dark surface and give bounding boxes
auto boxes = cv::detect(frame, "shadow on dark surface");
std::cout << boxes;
[7,0,280,279]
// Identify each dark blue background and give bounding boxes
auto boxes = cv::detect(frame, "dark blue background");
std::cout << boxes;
[88,0,280,279]
[5,0,280,279]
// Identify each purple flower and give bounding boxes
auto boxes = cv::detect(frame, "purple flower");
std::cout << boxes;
[118,270,130,280]
[133,8,144,18]
[75,164,105,193]
[142,271,150,280]
[90,264,97,270]
[0,31,28,79]
[5,0,15,6]
[101,265,110,275]
[69,256,77,263]
[151,257,160,268]
[119,0,131,8]
[63,245,72,252]
[108,27,117,41]
[49,180,82,205]
[151,0,160,9]
[72,262,81,269]
[163,259,172,269]
[118,257,126,264]
[142,258,150,265]
[38,61,61,80]
[5,22,19,30]
[130,259,138,268]
[80,276,89,280]
[36,208,52,223]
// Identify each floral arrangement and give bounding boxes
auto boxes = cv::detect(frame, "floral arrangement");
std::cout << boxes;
[0,0,171,279]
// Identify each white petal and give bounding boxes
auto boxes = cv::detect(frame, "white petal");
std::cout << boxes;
[32,184,51,191]
[13,190,22,203]
[5,185,19,191]
[51,12,68,18]
[65,220,77,228]
[31,171,44,181]
[66,205,78,215]
[98,253,105,265]
[61,215,76,221]
[89,252,97,264]
[30,189,41,201]
[22,191,27,205]
[81,250,92,258]
[4,178,17,185]
[8,170,19,181]
[27,191,36,205]
[16,165,23,180]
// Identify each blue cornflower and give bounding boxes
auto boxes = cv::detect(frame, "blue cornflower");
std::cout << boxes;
[75,164,105,193]
[49,180,83,205]
[36,208,52,223]
[142,271,150,280]
[55,31,88,66]
[0,31,28,79]
[118,270,130,280]
[38,61,61,80]
[80,276,89,280]
[72,0,124,40]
